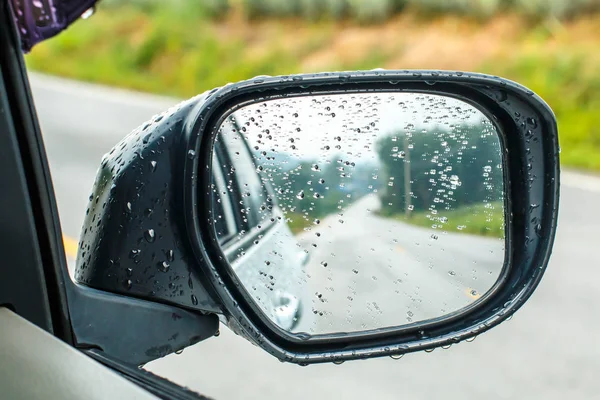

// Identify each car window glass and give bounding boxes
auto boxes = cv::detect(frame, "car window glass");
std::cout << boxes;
[219,123,272,229]
[211,150,237,245]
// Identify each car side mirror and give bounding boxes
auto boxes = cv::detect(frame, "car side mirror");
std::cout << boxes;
[74,70,559,365]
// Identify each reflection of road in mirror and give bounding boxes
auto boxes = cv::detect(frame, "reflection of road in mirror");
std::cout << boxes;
[291,194,505,335]
[211,91,506,336]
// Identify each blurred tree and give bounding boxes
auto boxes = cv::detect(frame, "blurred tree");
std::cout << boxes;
[376,121,503,217]
[257,152,378,222]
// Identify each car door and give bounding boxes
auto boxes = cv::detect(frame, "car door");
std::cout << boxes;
[210,124,310,332]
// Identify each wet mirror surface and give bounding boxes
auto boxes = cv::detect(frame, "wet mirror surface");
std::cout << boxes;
[208,92,505,336]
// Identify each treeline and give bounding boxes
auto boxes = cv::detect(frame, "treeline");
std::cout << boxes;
[257,155,376,227]
[376,121,503,217]
[254,119,504,228]
[101,0,600,22]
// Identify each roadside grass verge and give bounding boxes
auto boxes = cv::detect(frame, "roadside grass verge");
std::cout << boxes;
[377,202,505,238]
[25,4,600,171]
[281,202,504,238]
[284,211,315,234]
[482,46,600,170]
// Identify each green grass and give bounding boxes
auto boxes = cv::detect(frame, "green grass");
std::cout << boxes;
[482,50,600,170]
[97,0,600,21]
[26,4,311,97]
[283,202,504,237]
[24,3,600,172]
[283,211,316,234]
[378,202,505,238]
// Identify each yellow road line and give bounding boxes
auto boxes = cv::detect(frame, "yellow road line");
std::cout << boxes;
[465,288,481,300]
[63,235,79,259]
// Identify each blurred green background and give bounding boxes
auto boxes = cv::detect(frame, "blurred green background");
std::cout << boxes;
[26,0,600,171]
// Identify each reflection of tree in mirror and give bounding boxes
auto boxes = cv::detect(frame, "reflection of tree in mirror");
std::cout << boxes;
[252,150,380,233]
[376,119,504,237]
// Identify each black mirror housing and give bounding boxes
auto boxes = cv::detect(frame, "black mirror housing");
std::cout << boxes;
[75,70,559,365]
[75,93,224,314]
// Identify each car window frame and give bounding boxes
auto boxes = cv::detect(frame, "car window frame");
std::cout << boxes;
[0,0,72,340]
[218,119,275,229]
[211,146,239,245]
[212,120,283,264]
[0,5,212,399]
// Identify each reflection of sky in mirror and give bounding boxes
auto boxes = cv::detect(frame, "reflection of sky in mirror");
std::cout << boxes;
[229,92,488,163]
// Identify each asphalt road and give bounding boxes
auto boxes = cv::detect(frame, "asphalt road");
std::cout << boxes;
[295,193,503,334]
[31,73,600,400]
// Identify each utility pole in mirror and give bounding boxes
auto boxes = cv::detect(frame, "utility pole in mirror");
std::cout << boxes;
[404,135,411,219]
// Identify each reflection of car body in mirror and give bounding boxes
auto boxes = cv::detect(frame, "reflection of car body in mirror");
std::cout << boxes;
[210,120,310,332]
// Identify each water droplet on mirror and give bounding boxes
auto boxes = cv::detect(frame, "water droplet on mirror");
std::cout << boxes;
[175,349,184,355]
[160,261,170,272]
[526,117,537,128]
[448,270,456,276]
[390,354,404,360]
[81,7,95,19]
[191,294,198,305]
[187,150,196,159]
[144,229,156,243]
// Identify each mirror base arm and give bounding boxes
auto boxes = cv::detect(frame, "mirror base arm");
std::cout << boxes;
[67,282,219,366]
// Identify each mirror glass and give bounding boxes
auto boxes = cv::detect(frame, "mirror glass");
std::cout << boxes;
[208,92,505,336]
